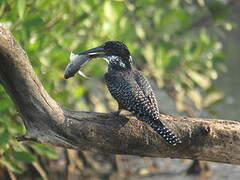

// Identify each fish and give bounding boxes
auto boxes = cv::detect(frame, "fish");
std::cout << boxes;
[64,52,91,79]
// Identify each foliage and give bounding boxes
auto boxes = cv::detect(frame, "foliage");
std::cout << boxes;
[0,0,233,177]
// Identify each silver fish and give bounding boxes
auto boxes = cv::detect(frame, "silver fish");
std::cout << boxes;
[64,52,91,79]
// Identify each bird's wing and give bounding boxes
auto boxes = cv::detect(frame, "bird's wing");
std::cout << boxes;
[104,71,180,145]
[133,69,159,111]
[105,71,159,119]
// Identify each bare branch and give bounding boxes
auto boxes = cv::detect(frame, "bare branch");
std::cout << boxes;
[0,23,240,165]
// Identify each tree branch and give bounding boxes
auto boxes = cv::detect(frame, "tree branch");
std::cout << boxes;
[0,23,240,165]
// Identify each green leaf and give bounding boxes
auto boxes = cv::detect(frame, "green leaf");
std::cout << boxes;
[187,70,211,89]
[0,158,23,174]
[143,43,154,63]
[31,144,59,159]
[0,129,10,149]
[203,91,224,108]
[17,0,26,19]
[24,15,44,28]
[12,151,37,163]
[187,90,202,109]
[73,86,86,98]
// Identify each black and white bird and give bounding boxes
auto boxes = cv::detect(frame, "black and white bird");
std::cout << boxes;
[76,41,181,146]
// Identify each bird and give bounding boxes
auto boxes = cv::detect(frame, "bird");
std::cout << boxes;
[77,41,181,146]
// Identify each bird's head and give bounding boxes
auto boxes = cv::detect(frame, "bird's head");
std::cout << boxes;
[78,41,132,71]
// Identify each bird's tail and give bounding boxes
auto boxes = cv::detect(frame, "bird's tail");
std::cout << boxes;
[146,119,181,146]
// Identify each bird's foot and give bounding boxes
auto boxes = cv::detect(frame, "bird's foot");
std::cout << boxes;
[126,112,135,117]
[111,109,135,117]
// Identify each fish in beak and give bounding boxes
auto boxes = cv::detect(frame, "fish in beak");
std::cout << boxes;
[64,45,106,79]
[64,52,91,79]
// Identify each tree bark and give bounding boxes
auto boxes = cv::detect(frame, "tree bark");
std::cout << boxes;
[0,23,240,165]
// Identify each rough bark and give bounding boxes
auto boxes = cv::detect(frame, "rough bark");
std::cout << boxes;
[0,23,240,165]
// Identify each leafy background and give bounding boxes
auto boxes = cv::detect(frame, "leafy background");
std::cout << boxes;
[0,0,238,179]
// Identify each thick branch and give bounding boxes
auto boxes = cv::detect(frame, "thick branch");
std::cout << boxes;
[0,23,240,165]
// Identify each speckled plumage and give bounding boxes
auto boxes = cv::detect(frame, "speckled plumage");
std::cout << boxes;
[78,41,181,145]
[104,56,181,145]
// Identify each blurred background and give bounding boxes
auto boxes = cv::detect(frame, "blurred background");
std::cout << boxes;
[0,0,240,179]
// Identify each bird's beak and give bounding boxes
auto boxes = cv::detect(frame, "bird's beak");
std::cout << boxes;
[78,45,105,58]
